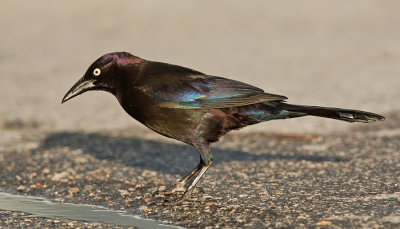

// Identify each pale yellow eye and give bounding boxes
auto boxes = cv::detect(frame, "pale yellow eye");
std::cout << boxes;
[93,68,101,76]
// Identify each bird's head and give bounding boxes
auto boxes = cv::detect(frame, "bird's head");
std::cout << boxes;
[62,52,143,103]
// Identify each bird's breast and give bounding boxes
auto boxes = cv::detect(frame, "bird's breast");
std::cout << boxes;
[117,90,205,143]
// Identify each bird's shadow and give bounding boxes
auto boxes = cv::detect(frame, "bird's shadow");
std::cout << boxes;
[34,131,345,176]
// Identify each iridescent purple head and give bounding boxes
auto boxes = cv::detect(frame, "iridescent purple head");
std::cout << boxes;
[93,52,142,68]
[62,52,143,103]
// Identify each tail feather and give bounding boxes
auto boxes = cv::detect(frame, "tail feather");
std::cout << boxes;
[277,103,385,123]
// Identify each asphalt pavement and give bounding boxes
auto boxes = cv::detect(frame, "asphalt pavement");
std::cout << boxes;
[1,112,399,228]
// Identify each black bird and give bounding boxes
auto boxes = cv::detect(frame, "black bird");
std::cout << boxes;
[62,52,384,201]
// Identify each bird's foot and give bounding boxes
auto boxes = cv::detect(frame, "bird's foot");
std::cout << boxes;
[153,181,187,197]
[163,189,192,205]
[162,187,209,205]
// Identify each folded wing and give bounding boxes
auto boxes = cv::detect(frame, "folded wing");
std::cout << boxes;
[140,74,287,109]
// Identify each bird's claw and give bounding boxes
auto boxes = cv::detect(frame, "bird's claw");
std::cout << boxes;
[153,182,187,197]
[163,189,213,205]
[163,190,192,205]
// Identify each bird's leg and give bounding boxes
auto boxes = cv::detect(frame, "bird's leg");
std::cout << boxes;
[178,162,203,186]
[157,162,202,195]
[173,144,213,202]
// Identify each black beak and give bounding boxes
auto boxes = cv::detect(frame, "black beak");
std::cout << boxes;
[62,78,96,103]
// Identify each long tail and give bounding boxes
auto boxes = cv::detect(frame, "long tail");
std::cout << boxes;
[276,103,385,123]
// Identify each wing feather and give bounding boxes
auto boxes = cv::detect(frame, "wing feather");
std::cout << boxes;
[137,62,286,109]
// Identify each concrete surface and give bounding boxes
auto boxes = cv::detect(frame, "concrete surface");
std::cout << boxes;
[1,0,399,228]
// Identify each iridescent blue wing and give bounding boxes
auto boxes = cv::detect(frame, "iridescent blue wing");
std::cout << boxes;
[136,62,286,109]
[187,76,287,109]
[139,74,287,109]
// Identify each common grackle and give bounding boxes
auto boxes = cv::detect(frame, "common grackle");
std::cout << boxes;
[62,52,384,202]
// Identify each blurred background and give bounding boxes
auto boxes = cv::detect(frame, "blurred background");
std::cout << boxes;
[1,0,399,134]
